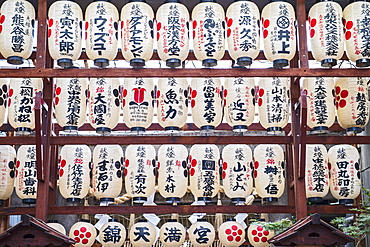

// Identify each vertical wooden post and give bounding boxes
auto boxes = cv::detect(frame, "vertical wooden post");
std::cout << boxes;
[35,0,48,69]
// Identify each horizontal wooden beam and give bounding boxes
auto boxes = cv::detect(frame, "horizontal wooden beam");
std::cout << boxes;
[306,136,370,144]
[0,137,36,145]
[307,205,354,214]
[0,207,36,215]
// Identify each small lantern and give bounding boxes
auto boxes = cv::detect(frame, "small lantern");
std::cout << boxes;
[335,77,369,134]
[192,0,225,67]
[59,145,91,204]
[328,144,361,205]
[247,224,274,247]
[48,0,83,68]
[261,0,296,68]
[69,219,97,247]
[226,0,260,67]
[156,0,190,68]
[88,78,121,134]
[125,145,156,203]
[47,220,66,235]
[188,219,216,247]
[0,0,35,65]
[159,219,186,247]
[189,144,220,202]
[157,78,189,131]
[218,219,245,247]
[121,0,154,68]
[158,144,188,203]
[190,78,223,130]
[99,219,126,247]
[224,77,256,132]
[305,144,329,203]
[15,145,37,204]
[0,145,16,205]
[308,0,344,67]
[92,145,123,203]
[129,219,157,247]
[0,79,8,128]
[254,144,285,203]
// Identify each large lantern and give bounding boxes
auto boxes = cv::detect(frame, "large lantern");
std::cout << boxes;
[224,77,255,132]
[308,0,344,67]
[192,0,225,67]
[156,0,189,68]
[328,145,361,205]
[0,145,16,205]
[129,219,157,247]
[48,0,83,68]
[188,219,216,247]
[247,224,274,247]
[254,144,285,202]
[157,78,189,131]
[189,144,220,202]
[0,0,35,65]
[88,78,121,134]
[98,219,126,247]
[47,220,67,235]
[335,77,369,134]
[261,0,296,68]
[190,78,223,130]
[69,219,97,247]
[226,0,260,67]
[59,145,91,204]
[159,219,186,247]
[121,0,154,68]
[0,79,8,128]
[218,219,245,247]
[124,145,156,203]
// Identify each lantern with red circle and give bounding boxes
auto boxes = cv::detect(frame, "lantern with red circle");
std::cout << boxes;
[188,219,216,247]
[129,219,157,247]
[47,220,66,235]
[69,219,97,247]
[247,224,274,247]
[159,219,186,247]
[218,219,245,247]
[0,145,16,205]
[98,219,126,247]
[0,79,8,128]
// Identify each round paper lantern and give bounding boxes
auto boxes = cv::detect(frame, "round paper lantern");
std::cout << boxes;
[226,0,260,67]
[124,145,156,203]
[121,0,154,68]
[88,78,121,134]
[192,0,225,67]
[328,144,361,205]
[261,0,296,68]
[59,145,91,204]
[257,77,290,134]
[308,0,344,67]
[69,219,97,247]
[122,78,154,132]
[129,219,157,247]
[8,78,43,134]
[0,145,16,205]
[158,145,188,203]
[190,78,223,130]
[247,224,274,247]
[47,220,66,235]
[48,0,83,68]
[157,78,189,131]
[0,0,35,65]
[92,145,123,203]
[159,219,186,247]
[254,144,285,202]
[224,77,256,132]
[189,144,220,202]
[156,0,189,68]
[305,144,329,203]
[85,0,119,68]
[54,77,88,132]
[188,219,215,247]
[99,219,126,247]
[0,79,8,128]
[15,145,37,204]
[335,77,369,134]
[218,219,245,247]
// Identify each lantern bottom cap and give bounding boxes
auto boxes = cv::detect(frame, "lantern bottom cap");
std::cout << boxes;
[164,126,180,131]
[166,58,182,68]
[356,58,370,67]
[267,127,283,134]
[263,197,278,203]
[231,197,246,203]
[307,197,323,203]
[16,127,32,135]
[310,126,329,135]
[22,198,36,204]
[165,197,181,203]
[232,125,248,132]
[63,126,78,132]
[94,58,110,68]
[96,127,112,135]
[57,58,73,68]
[273,59,289,68]
[200,125,215,131]
[197,197,212,202]
[66,198,83,204]
[202,59,218,68]
[133,197,147,203]
[100,198,115,203]
[339,199,354,205]
[130,58,146,68]
[236,57,253,67]
[346,127,362,134]
[7,56,24,65]
[131,127,146,132]
[321,58,337,68]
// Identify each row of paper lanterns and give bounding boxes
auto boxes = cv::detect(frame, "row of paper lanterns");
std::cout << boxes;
[0,0,369,68]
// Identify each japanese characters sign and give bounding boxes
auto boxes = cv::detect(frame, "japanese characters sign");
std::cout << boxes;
[99,221,126,247]
[129,220,157,247]
[159,220,186,247]
[188,220,215,247]
[0,145,16,203]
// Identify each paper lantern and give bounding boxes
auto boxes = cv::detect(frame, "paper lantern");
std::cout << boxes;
[328,144,361,205]
[257,77,290,134]
[47,220,66,235]
[92,145,123,203]
[99,219,126,247]
[158,145,188,203]
[159,219,186,247]
[121,0,154,68]
[59,145,91,204]
[222,144,253,203]
[305,144,329,203]
[122,78,154,132]
[226,0,260,67]
[0,79,8,128]
[124,145,156,203]
[261,0,296,68]
[188,219,216,247]
[156,0,189,68]
[85,0,119,68]
[0,0,35,65]
[218,219,245,247]
[129,219,157,247]
[15,145,37,204]
[308,0,344,67]
[54,77,88,132]
[335,77,369,134]
[254,144,285,202]
[0,145,16,205]
[192,0,225,67]
[157,78,189,131]
[189,144,220,202]
[88,78,121,134]
[224,77,255,131]
[69,219,97,247]
[247,224,274,247]
[48,0,83,68]
[190,78,223,130]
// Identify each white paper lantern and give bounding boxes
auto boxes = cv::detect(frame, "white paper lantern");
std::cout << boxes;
[69,220,97,247]
[0,145,16,205]
[247,224,274,247]
[159,220,186,247]
[129,219,157,247]
[99,219,126,247]
[0,79,8,128]
[218,219,245,247]
[47,221,66,235]
[188,219,215,247]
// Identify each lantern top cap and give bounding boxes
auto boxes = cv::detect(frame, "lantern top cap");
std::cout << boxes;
[164,0,181,3]
[93,0,111,2]
[79,219,90,223]
[270,0,288,2]
[138,219,148,222]
[196,219,209,222]
[129,0,147,2]
[167,219,178,222]
[108,219,118,222]
[47,220,59,223]
[227,218,236,222]
[316,0,335,2]
[350,0,369,2]
[199,0,217,3]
